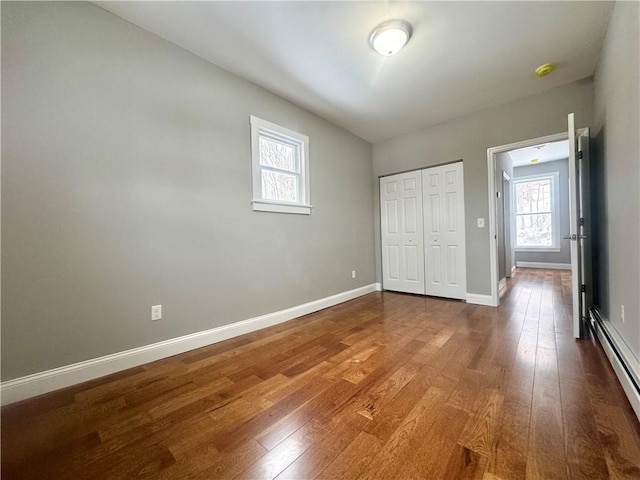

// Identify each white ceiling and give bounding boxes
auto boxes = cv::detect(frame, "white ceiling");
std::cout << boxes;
[509,139,569,167]
[95,1,613,143]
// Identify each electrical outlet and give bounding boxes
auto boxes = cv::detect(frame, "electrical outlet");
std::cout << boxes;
[477,218,485,228]
[621,304,625,323]
[352,270,356,279]
[151,305,162,321]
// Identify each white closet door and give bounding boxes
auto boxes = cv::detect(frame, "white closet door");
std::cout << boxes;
[380,171,425,294]
[422,163,467,299]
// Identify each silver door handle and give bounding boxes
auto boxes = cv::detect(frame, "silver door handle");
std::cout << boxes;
[563,234,577,240]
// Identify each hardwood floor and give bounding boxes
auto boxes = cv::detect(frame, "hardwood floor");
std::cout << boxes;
[2,268,640,479]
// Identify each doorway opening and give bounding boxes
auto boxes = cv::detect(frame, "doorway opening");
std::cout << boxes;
[487,130,586,307]
[487,117,593,338]
[499,170,512,295]
[497,137,572,301]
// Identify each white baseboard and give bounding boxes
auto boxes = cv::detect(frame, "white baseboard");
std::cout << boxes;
[499,278,507,291]
[516,261,571,270]
[511,265,517,275]
[591,308,640,421]
[375,283,382,291]
[0,283,378,406]
[466,293,496,307]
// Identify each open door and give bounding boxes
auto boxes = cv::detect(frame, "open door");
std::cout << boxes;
[567,113,592,339]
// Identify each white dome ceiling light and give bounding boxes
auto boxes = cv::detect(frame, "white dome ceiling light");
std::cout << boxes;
[369,20,412,56]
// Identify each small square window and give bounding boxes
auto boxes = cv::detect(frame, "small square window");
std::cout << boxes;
[250,116,311,214]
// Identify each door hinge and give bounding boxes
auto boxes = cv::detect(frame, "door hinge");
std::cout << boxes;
[579,217,585,226]
[581,284,586,293]
[578,150,583,160]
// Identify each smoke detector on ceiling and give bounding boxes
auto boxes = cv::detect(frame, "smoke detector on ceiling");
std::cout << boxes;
[535,63,556,78]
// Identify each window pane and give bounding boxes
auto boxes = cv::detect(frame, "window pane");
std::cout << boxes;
[516,213,552,246]
[516,179,551,214]
[259,136,297,172]
[261,170,298,202]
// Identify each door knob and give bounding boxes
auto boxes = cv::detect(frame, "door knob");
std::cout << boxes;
[563,234,577,240]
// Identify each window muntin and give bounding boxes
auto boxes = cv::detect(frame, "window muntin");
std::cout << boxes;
[513,172,560,251]
[250,116,310,214]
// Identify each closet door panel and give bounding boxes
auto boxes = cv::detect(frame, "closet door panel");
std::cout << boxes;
[440,163,467,298]
[423,163,467,299]
[380,171,425,294]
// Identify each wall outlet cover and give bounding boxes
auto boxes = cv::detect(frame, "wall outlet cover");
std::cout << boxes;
[151,305,162,321]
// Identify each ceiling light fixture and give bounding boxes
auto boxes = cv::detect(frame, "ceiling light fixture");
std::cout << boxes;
[369,20,412,56]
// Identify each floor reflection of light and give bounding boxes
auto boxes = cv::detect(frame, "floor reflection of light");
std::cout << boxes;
[264,435,308,478]
[519,347,536,366]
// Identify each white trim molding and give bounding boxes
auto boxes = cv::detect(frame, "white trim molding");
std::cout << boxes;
[251,200,311,215]
[591,308,640,421]
[375,283,383,291]
[466,293,496,306]
[516,262,571,270]
[250,115,311,215]
[499,278,507,291]
[0,283,378,406]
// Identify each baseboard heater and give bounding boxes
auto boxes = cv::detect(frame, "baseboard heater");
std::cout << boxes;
[589,307,640,421]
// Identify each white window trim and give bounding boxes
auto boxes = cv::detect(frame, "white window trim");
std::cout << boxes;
[250,115,311,215]
[513,171,561,253]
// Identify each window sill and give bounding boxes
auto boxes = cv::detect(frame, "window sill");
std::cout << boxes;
[515,247,561,253]
[252,200,312,215]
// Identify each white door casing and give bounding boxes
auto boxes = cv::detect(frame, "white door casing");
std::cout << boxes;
[568,113,581,338]
[380,171,426,295]
[487,128,590,309]
[422,163,467,299]
[568,113,591,339]
[578,130,593,323]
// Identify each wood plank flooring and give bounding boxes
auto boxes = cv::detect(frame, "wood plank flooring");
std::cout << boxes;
[2,268,640,479]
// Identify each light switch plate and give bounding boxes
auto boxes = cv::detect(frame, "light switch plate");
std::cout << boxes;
[477,218,485,228]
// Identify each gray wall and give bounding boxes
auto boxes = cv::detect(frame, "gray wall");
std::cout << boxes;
[514,159,571,265]
[1,2,375,381]
[592,1,640,360]
[373,80,594,295]
[496,152,514,279]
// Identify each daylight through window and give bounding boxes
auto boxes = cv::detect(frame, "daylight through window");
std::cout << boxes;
[250,116,310,214]
[514,172,560,251]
